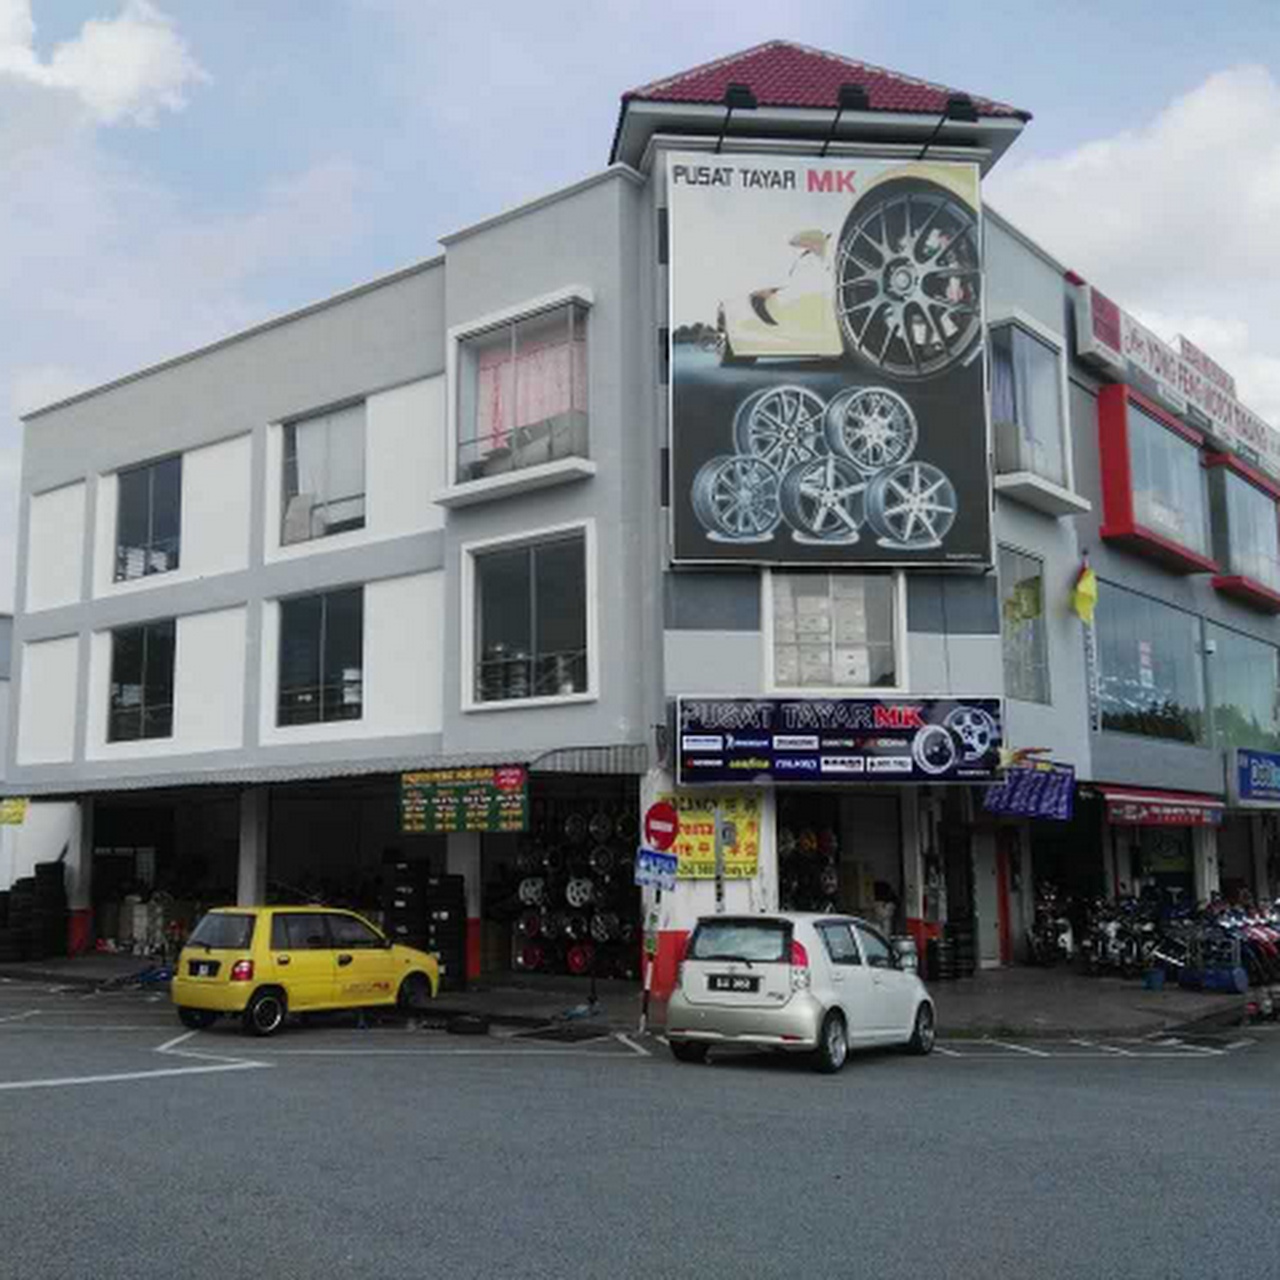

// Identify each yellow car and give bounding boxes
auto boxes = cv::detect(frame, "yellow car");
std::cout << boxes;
[171,906,439,1036]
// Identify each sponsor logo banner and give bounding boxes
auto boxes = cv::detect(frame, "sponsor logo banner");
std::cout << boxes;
[1231,747,1280,809]
[677,696,1003,785]
[668,152,991,567]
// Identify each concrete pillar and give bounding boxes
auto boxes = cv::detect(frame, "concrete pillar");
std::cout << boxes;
[237,788,269,906]
[1250,816,1271,902]
[446,832,482,981]
[1193,825,1220,905]
[67,799,92,954]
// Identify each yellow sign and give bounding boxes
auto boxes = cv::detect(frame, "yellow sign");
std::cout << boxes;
[658,791,761,879]
[0,798,28,825]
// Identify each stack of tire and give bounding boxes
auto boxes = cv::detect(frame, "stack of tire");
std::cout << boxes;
[927,937,957,982]
[384,864,467,993]
[945,921,977,979]
[0,890,16,963]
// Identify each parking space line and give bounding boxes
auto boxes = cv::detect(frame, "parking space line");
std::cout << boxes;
[985,1040,1050,1056]
[243,1046,648,1058]
[0,1011,40,1024]
[1070,1039,1132,1056]
[615,1033,650,1057]
[0,1060,271,1092]
[156,1030,197,1054]
[933,1045,963,1057]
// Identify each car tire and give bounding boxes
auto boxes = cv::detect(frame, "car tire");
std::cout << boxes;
[669,1039,709,1064]
[812,1011,848,1074]
[398,972,433,1012]
[242,989,287,1038]
[907,1002,936,1056]
[176,1007,216,1030]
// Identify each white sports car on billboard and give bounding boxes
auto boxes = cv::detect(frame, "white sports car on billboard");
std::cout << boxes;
[714,164,982,380]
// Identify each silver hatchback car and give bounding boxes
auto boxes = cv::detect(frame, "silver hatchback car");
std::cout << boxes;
[666,913,936,1072]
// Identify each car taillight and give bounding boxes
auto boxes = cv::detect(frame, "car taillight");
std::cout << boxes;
[790,939,810,990]
[230,959,254,982]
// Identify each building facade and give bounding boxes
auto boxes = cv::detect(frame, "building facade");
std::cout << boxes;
[5,42,1278,1005]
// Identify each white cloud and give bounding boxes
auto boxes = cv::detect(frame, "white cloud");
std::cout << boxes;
[0,0,208,125]
[988,64,1280,424]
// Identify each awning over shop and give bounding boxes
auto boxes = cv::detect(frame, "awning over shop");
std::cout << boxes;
[1096,785,1224,827]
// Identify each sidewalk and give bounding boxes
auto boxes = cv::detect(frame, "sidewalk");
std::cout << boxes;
[0,955,1251,1037]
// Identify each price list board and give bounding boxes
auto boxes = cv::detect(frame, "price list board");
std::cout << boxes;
[400,765,529,834]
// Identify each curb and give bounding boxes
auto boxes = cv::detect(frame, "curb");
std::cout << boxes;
[0,965,136,989]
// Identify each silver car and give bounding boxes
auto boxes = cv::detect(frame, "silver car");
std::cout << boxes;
[666,913,936,1073]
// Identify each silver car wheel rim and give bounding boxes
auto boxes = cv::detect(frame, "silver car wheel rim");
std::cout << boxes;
[945,707,998,759]
[824,386,918,474]
[918,1006,935,1051]
[865,462,957,549]
[780,455,865,545]
[733,386,827,475]
[691,455,781,542]
[255,997,283,1033]
[835,185,981,378]
[827,1017,847,1067]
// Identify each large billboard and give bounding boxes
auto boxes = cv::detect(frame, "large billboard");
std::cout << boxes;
[677,696,1003,785]
[668,152,991,566]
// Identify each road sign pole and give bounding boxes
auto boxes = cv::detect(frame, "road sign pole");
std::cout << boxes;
[714,803,724,914]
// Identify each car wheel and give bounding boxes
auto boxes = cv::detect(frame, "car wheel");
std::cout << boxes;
[864,461,958,549]
[779,455,865,544]
[908,1002,936,1056]
[176,1007,216,1030]
[823,386,918,474]
[812,1011,848,1074]
[670,1039,709,1064]
[834,177,982,379]
[732,385,826,475]
[242,989,287,1038]
[690,455,781,542]
[398,972,433,1012]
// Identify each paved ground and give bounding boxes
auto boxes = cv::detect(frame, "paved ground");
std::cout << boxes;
[2,975,1278,1279]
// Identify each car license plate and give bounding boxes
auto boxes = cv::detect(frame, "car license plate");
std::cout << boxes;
[189,961,218,977]
[708,974,759,993]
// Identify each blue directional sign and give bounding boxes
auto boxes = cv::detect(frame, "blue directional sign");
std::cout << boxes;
[635,847,678,891]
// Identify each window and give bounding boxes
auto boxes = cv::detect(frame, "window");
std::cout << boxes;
[999,547,1049,704]
[457,301,588,483]
[854,924,894,969]
[1094,582,1205,744]
[277,588,364,725]
[1127,400,1209,557]
[474,533,587,703]
[1207,623,1280,752]
[109,619,175,742]
[281,403,366,545]
[772,572,896,688]
[271,913,332,950]
[189,912,255,950]
[689,920,789,963]
[991,322,1066,487]
[817,922,861,965]
[328,914,384,948]
[116,456,181,581]
[1207,462,1280,599]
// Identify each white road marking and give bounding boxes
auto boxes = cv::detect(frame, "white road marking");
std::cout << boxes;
[156,1030,196,1054]
[0,1061,271,1092]
[615,1032,650,1057]
[244,1047,649,1058]
[0,1011,40,1024]
[1070,1039,1131,1056]
[985,1040,1050,1056]
[933,1045,963,1057]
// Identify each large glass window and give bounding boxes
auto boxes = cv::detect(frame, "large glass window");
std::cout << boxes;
[116,456,181,581]
[1094,582,1205,743]
[474,533,587,703]
[277,588,364,725]
[281,403,366,545]
[1207,623,1280,751]
[772,572,896,689]
[1127,402,1209,557]
[109,619,176,742]
[1217,469,1280,592]
[990,323,1066,487]
[999,547,1049,704]
[457,301,589,483]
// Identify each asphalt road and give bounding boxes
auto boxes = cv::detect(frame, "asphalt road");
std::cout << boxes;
[1,976,1277,1279]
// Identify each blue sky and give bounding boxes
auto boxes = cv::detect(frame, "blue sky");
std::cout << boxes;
[3,0,1279,605]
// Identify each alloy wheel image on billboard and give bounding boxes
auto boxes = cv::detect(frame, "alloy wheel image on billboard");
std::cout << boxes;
[668,152,991,565]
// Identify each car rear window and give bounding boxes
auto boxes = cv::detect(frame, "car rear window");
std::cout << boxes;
[188,913,256,950]
[689,920,789,962]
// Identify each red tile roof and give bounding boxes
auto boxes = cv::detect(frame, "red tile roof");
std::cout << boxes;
[624,40,1030,120]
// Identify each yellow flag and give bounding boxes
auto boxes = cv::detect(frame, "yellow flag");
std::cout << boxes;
[1072,564,1098,624]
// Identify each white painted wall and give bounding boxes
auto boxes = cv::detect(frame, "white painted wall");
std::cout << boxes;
[0,801,80,892]
[16,636,79,763]
[94,434,252,597]
[26,482,85,612]
[86,606,247,759]
[264,376,446,562]
[260,571,444,745]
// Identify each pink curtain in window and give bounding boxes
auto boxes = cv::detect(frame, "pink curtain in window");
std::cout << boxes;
[476,333,586,451]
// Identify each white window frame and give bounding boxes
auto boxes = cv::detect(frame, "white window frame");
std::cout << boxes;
[997,542,1051,706]
[761,568,908,695]
[989,307,1089,516]
[438,286,597,508]
[460,517,599,713]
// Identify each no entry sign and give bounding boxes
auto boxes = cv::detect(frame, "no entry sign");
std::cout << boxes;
[643,801,679,852]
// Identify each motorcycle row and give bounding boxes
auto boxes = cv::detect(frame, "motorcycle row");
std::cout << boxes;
[1027,884,1280,1018]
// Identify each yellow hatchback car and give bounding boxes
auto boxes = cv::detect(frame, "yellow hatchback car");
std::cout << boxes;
[171,906,439,1036]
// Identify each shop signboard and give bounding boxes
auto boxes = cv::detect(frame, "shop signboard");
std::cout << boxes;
[656,790,761,879]
[667,152,991,567]
[1072,282,1280,478]
[1229,747,1280,809]
[634,847,679,891]
[399,765,528,834]
[677,696,1003,786]
[1101,788,1223,828]
[983,762,1075,821]
[0,798,28,825]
